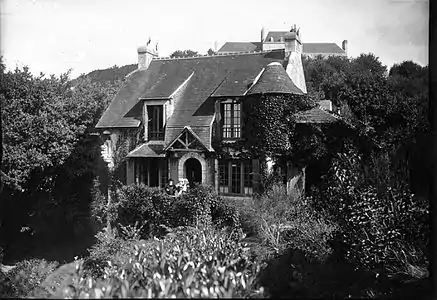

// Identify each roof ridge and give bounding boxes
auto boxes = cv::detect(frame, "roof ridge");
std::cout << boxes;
[152,49,283,61]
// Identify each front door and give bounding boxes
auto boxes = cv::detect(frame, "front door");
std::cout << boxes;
[185,158,202,186]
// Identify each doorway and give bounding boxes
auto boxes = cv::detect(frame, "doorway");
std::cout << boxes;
[185,158,202,186]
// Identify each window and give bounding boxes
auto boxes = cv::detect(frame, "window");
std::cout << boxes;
[270,37,274,42]
[219,160,252,195]
[221,100,241,139]
[147,105,164,140]
[134,158,168,187]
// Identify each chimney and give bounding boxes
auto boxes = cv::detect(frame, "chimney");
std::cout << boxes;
[261,27,265,51]
[137,39,158,70]
[342,40,348,55]
[284,24,302,58]
[284,24,307,94]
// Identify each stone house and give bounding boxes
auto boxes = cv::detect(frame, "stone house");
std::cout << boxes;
[96,27,341,200]
[218,25,348,58]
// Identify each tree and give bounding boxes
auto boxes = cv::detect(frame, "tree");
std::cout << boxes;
[207,48,217,56]
[301,54,430,196]
[169,49,199,58]
[0,60,119,248]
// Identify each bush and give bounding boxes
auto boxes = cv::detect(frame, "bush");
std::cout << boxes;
[45,227,265,298]
[170,184,214,228]
[114,184,173,237]
[84,225,143,278]
[248,184,337,261]
[93,183,241,240]
[2,258,59,298]
[320,146,430,276]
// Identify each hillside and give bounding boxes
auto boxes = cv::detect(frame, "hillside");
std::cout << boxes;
[72,63,137,85]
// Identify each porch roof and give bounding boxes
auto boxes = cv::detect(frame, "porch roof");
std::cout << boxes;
[126,143,165,158]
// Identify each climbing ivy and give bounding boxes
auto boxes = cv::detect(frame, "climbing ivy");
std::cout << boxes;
[242,93,314,159]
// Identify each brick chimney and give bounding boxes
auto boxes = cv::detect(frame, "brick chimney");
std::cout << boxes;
[137,39,158,70]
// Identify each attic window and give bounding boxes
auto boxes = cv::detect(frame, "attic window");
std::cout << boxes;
[147,105,164,140]
[269,37,274,42]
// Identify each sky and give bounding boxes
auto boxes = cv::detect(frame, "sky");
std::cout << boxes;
[0,0,429,79]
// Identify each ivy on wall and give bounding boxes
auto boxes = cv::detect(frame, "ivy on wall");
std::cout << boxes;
[242,93,314,159]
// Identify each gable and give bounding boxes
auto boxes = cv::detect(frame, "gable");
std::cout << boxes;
[165,126,210,151]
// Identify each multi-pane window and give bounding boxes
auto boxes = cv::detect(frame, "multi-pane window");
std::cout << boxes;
[133,158,167,187]
[219,160,252,195]
[222,100,241,139]
[147,105,164,140]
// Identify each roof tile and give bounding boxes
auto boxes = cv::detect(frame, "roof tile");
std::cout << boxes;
[293,108,340,123]
[247,62,303,95]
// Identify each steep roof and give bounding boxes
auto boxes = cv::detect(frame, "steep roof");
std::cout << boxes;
[302,43,345,54]
[217,42,261,53]
[218,35,346,55]
[96,50,289,148]
[247,62,303,95]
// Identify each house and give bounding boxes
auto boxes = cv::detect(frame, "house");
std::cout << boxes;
[96,27,341,200]
[218,25,348,58]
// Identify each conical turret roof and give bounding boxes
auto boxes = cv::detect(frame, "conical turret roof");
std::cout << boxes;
[247,62,304,95]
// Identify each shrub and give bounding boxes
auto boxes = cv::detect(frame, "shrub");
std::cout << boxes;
[171,184,214,228]
[84,225,142,278]
[210,194,241,229]
[45,227,265,298]
[249,184,338,261]
[320,146,430,276]
[3,258,59,298]
[114,184,173,238]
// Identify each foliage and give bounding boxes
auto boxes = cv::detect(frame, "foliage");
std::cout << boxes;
[0,66,115,192]
[301,55,429,195]
[243,93,314,159]
[319,144,429,275]
[1,258,59,298]
[97,183,241,236]
[0,60,120,252]
[114,184,173,237]
[45,227,265,298]
[240,184,337,261]
[85,226,142,278]
[169,49,200,58]
[72,65,136,85]
[207,48,217,56]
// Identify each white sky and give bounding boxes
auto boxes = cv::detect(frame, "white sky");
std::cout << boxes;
[1,0,429,79]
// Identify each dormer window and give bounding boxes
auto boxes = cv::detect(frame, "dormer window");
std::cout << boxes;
[147,105,164,140]
[221,99,241,139]
[270,37,274,42]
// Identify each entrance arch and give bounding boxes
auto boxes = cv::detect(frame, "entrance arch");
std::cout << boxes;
[185,157,202,185]
[178,152,207,185]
